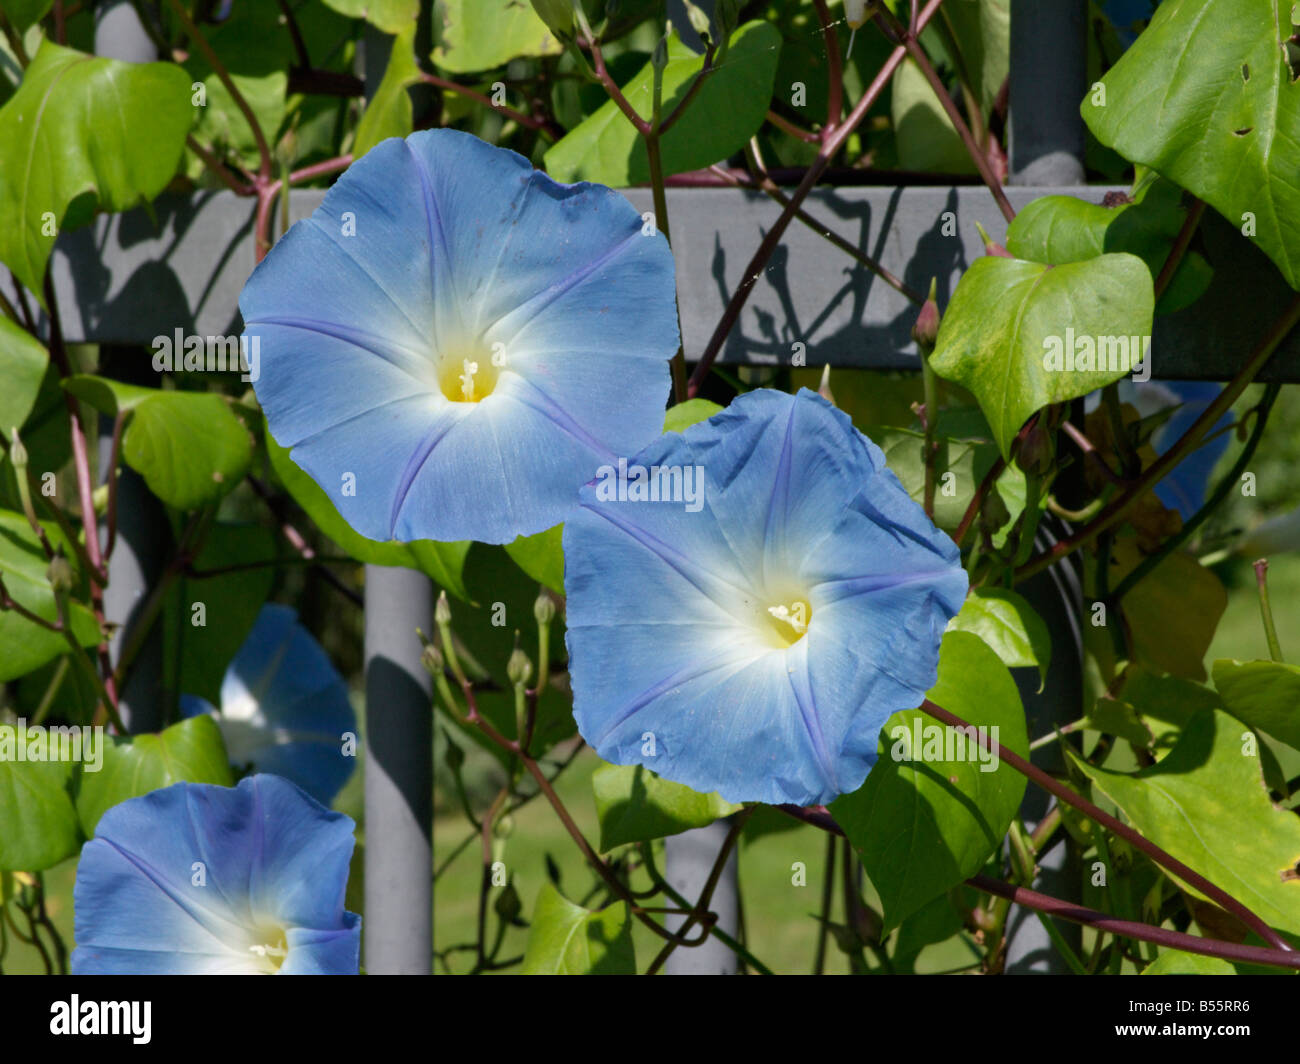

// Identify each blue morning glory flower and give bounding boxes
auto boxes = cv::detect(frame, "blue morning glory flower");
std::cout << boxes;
[563,388,968,806]
[72,775,360,974]
[241,129,679,545]
[1122,380,1229,519]
[180,604,355,807]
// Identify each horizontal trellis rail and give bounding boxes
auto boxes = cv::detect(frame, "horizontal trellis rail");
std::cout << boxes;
[46,186,1300,382]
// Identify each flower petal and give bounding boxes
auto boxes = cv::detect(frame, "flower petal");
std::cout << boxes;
[242,130,678,544]
[564,389,967,805]
[72,776,358,974]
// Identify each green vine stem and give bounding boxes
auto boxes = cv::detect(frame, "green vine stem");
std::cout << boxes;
[1254,558,1285,663]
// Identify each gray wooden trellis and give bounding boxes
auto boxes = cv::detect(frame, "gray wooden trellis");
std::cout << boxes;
[62,0,1300,974]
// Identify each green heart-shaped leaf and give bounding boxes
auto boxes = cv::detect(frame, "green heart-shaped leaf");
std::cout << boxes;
[0,40,190,302]
[0,722,82,871]
[930,252,1154,456]
[1082,0,1300,289]
[947,587,1051,686]
[1213,658,1300,752]
[123,392,253,511]
[75,715,233,836]
[591,762,742,852]
[1072,707,1300,938]
[544,21,782,187]
[520,882,636,974]
[433,0,563,74]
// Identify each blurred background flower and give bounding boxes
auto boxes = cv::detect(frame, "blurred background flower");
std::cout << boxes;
[72,776,359,974]
[182,604,355,807]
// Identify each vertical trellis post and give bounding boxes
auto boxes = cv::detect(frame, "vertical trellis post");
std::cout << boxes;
[93,1,166,734]
[360,27,434,975]
[664,818,741,974]
[1003,0,1088,972]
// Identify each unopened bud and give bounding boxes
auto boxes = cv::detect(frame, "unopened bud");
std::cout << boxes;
[817,364,836,406]
[435,589,452,626]
[9,428,27,469]
[911,277,940,352]
[682,0,711,40]
[533,590,556,626]
[844,0,871,29]
[1015,420,1055,477]
[494,881,522,923]
[507,642,533,688]
[975,221,1012,258]
[47,552,74,594]
[652,32,669,70]
[420,641,444,678]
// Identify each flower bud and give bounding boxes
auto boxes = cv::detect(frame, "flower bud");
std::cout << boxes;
[682,0,711,40]
[507,642,534,688]
[47,551,75,594]
[817,364,836,406]
[974,221,1012,258]
[435,589,452,626]
[420,641,444,678]
[533,589,556,626]
[844,0,871,29]
[652,32,669,70]
[493,881,522,923]
[1015,419,1055,477]
[9,427,27,469]
[910,277,940,352]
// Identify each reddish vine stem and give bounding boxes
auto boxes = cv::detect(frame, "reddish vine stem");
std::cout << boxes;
[877,7,1014,223]
[419,73,553,135]
[42,273,121,725]
[658,42,716,137]
[918,698,1292,953]
[774,793,1299,970]
[584,33,651,135]
[766,109,820,143]
[969,876,1300,971]
[811,0,844,129]
[953,455,1004,547]
[459,684,710,949]
[644,808,753,975]
[165,0,273,182]
[687,0,950,397]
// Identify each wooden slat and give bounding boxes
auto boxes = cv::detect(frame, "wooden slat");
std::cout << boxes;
[45,185,1300,381]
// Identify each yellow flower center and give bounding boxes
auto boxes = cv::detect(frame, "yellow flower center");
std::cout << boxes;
[437,342,500,403]
[247,925,290,974]
[758,597,813,648]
